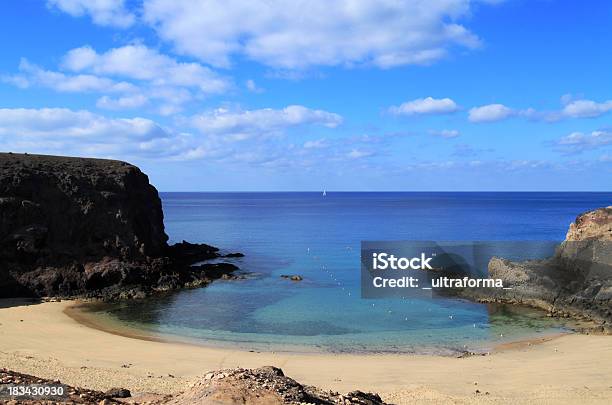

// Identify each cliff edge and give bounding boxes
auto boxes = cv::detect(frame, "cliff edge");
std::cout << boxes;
[0,153,239,299]
[460,207,612,332]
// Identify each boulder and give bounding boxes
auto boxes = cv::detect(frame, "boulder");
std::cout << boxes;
[167,366,387,405]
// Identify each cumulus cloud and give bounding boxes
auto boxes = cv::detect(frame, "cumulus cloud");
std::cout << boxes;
[190,105,343,140]
[47,0,135,28]
[532,97,612,122]
[555,130,612,154]
[561,99,612,119]
[0,107,224,161]
[390,97,458,116]
[0,106,346,165]
[468,103,514,123]
[62,45,229,94]
[141,0,484,69]
[468,98,612,123]
[4,45,232,115]
[2,59,135,93]
[95,86,195,114]
[0,108,161,139]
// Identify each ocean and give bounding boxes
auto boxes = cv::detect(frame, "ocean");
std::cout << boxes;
[84,192,612,353]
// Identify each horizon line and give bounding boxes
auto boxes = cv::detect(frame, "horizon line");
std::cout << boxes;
[157,190,612,193]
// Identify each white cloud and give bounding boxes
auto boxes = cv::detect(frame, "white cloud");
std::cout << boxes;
[390,97,458,116]
[0,107,203,160]
[96,94,149,110]
[561,99,612,119]
[142,0,484,69]
[190,105,343,140]
[468,103,514,123]
[47,0,135,28]
[62,45,229,94]
[467,98,612,123]
[556,130,612,154]
[4,45,232,115]
[3,59,136,93]
[430,129,460,138]
[0,107,164,139]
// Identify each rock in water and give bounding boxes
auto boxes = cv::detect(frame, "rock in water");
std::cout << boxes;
[0,153,239,299]
[280,274,303,281]
[458,206,612,332]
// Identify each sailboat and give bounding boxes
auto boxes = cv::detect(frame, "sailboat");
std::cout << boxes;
[322,190,327,197]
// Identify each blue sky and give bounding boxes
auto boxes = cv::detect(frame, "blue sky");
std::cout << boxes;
[0,0,611,191]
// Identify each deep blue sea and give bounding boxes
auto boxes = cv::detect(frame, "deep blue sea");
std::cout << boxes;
[86,192,612,353]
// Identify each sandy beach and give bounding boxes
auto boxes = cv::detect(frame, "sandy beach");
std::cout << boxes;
[0,300,610,404]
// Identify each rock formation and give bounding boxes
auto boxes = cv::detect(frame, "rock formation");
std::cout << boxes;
[280,274,303,281]
[167,367,386,405]
[0,366,387,404]
[459,207,612,332]
[0,153,240,299]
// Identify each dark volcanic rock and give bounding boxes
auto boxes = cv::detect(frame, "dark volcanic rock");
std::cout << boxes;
[196,263,239,279]
[280,274,303,281]
[223,252,244,258]
[0,153,167,262]
[457,207,612,332]
[166,241,219,265]
[0,153,240,299]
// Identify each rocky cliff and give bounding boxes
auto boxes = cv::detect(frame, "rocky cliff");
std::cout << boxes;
[0,153,240,299]
[459,207,612,332]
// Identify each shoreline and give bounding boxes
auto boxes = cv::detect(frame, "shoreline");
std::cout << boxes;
[64,299,571,356]
[64,301,172,345]
[1,299,612,403]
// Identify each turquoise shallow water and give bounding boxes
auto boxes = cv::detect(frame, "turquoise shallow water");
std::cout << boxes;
[84,192,612,353]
